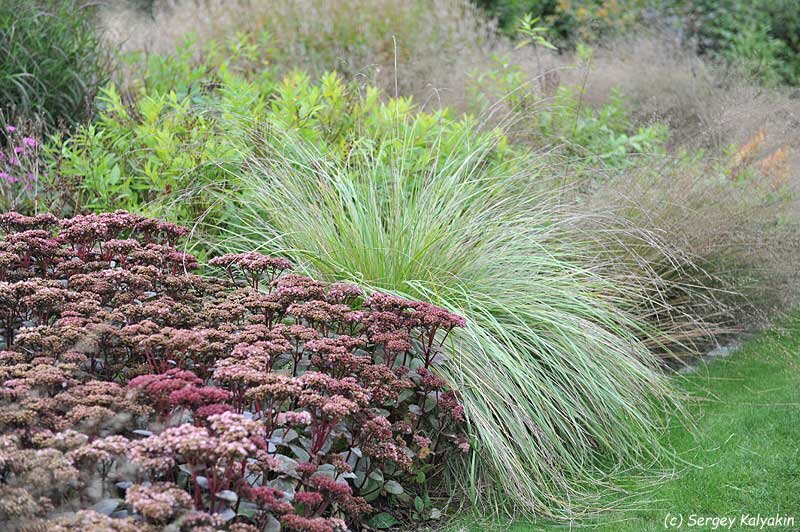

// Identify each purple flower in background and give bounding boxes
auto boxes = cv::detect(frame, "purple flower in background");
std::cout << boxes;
[5,125,16,133]
[13,146,24,154]
[0,172,8,180]
[23,137,36,148]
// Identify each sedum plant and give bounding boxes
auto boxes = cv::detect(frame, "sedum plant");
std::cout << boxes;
[0,211,467,530]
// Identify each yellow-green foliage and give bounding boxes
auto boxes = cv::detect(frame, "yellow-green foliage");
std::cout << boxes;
[47,47,516,222]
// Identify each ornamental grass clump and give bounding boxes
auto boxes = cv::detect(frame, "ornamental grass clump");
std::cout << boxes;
[0,0,110,131]
[0,211,467,531]
[214,122,692,518]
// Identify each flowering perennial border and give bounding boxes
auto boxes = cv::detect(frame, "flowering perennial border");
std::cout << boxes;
[0,211,466,531]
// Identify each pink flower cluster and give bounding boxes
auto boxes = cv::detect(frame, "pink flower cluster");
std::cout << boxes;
[0,212,467,531]
[1,124,39,191]
[210,251,292,289]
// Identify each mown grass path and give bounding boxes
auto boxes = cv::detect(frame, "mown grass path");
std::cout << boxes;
[451,313,800,531]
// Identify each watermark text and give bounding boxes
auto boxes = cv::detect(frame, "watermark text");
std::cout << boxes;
[663,513,795,529]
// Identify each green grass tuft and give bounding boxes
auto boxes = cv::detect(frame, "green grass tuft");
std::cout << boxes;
[0,0,109,130]
[449,311,800,530]
[206,117,690,519]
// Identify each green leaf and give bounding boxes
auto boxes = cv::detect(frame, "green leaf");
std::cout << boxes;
[414,495,424,513]
[91,498,121,516]
[368,512,400,529]
[384,480,404,495]
[108,164,121,185]
[263,514,281,532]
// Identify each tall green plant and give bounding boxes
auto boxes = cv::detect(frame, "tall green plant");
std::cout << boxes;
[468,57,668,168]
[208,118,685,518]
[684,0,800,85]
[0,0,110,130]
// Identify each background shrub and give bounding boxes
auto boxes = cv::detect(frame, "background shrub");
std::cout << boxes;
[584,151,800,325]
[0,0,110,131]
[473,0,645,43]
[681,0,800,85]
[100,0,498,105]
[476,0,800,86]
[467,51,669,168]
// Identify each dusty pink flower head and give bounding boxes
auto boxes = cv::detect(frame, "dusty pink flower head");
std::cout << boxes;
[294,491,324,507]
[168,384,230,409]
[281,514,348,532]
[326,282,364,302]
[276,410,313,426]
[307,474,353,497]
[208,411,259,459]
[245,485,294,514]
[0,211,467,529]
[125,482,192,522]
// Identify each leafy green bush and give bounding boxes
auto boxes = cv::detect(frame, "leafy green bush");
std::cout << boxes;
[47,40,267,219]
[683,0,800,85]
[474,0,645,43]
[0,0,110,130]
[47,49,519,221]
[48,83,242,219]
[469,53,668,167]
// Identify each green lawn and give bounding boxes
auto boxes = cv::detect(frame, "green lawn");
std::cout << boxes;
[449,313,800,531]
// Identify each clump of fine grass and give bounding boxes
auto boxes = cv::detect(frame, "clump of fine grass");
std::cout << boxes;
[198,116,698,519]
[448,310,800,531]
[0,0,110,130]
[577,148,800,333]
